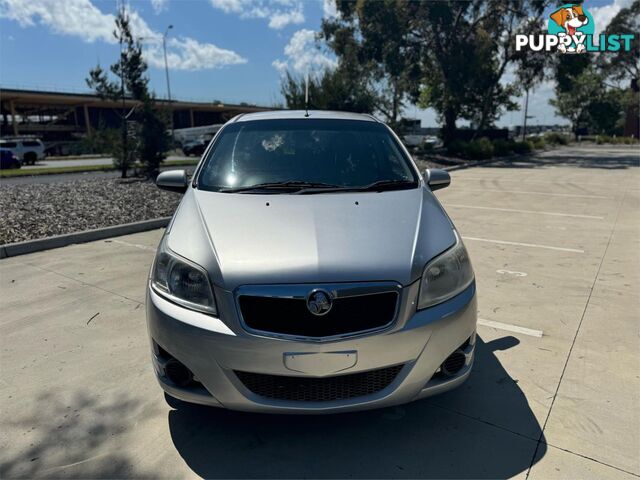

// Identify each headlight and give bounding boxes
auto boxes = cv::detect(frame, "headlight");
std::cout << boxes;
[417,232,474,309]
[151,238,217,315]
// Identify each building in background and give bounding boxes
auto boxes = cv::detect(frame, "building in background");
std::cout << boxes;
[0,87,271,155]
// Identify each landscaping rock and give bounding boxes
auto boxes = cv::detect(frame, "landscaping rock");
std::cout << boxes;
[0,178,182,244]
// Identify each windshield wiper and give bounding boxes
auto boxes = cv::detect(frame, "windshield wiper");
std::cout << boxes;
[219,181,341,193]
[297,179,417,194]
[356,179,418,192]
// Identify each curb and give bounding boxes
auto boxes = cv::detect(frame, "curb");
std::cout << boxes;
[0,217,171,259]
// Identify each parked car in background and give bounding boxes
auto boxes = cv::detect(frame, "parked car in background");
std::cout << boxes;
[402,134,442,149]
[181,136,211,157]
[148,110,476,414]
[402,134,426,147]
[424,135,441,147]
[0,148,22,169]
[0,138,46,165]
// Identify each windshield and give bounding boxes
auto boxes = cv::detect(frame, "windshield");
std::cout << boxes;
[196,119,418,193]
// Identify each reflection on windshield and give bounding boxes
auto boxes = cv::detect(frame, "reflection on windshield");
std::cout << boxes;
[197,119,418,193]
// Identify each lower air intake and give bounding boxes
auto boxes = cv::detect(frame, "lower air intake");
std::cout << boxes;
[442,350,466,376]
[235,364,403,402]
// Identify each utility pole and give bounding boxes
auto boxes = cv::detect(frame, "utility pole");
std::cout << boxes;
[521,88,529,142]
[163,25,174,141]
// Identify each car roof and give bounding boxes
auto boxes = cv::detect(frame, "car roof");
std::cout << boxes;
[233,110,381,123]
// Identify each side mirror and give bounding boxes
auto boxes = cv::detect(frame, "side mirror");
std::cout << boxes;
[156,170,188,193]
[425,168,451,191]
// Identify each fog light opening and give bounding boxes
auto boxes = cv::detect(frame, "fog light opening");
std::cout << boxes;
[441,350,466,377]
[164,358,194,387]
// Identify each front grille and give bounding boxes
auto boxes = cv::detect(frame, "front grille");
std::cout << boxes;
[238,291,398,338]
[235,365,404,402]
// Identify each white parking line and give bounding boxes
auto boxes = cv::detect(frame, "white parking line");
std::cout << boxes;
[462,236,585,253]
[446,204,604,219]
[478,318,544,338]
[453,188,612,200]
[108,239,156,251]
[496,269,528,277]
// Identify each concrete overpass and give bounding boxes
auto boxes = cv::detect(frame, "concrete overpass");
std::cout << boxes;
[0,87,272,152]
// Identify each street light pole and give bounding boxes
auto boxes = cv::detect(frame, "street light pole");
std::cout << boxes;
[163,25,174,141]
[522,88,529,142]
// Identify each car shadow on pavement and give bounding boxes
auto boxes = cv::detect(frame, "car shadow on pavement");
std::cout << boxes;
[167,335,546,479]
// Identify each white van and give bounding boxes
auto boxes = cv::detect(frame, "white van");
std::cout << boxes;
[0,138,46,165]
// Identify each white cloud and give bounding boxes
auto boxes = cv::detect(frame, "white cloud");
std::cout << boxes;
[589,0,633,35]
[209,0,304,29]
[0,0,247,71]
[0,0,115,42]
[272,28,336,74]
[147,36,247,70]
[322,0,338,19]
[150,0,168,14]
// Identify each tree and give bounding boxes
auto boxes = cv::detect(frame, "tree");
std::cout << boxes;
[417,1,548,141]
[550,66,604,138]
[86,6,169,178]
[280,67,378,114]
[321,0,421,126]
[321,0,548,143]
[551,2,639,138]
[598,0,639,90]
[598,1,639,137]
[585,89,625,135]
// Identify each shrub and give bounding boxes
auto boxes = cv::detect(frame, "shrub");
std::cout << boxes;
[544,132,570,145]
[492,139,513,156]
[531,137,546,149]
[512,140,533,154]
[465,137,494,159]
[447,139,468,157]
[419,142,435,153]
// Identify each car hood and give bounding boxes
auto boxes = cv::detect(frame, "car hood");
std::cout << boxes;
[167,187,456,290]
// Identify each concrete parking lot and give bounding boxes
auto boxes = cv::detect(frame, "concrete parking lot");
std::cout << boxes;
[1,145,638,479]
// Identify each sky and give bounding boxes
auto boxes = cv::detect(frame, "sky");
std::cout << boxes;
[0,0,632,128]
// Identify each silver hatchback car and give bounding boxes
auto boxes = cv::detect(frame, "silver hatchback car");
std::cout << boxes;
[147,110,476,414]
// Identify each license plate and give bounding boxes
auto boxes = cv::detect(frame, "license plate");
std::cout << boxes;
[283,351,357,375]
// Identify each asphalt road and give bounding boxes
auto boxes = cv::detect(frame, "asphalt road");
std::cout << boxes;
[1,145,638,479]
[22,155,195,170]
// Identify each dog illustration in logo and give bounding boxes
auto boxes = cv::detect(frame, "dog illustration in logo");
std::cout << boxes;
[550,5,589,53]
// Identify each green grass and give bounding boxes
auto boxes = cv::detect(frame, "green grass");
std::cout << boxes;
[0,160,198,178]
[0,164,114,178]
[46,154,111,161]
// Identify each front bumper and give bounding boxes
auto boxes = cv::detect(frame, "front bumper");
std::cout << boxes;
[146,280,477,414]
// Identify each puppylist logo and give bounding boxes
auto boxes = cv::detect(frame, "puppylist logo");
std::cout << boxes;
[516,3,635,54]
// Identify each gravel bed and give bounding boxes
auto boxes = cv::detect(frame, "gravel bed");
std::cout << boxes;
[412,154,463,172]
[1,178,182,244]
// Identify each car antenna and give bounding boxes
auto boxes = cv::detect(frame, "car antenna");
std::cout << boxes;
[304,71,310,118]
